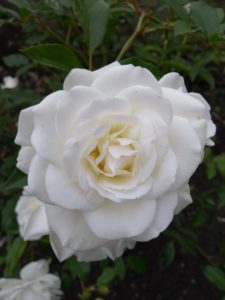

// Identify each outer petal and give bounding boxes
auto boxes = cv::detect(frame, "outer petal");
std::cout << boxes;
[20,260,49,280]
[169,116,202,188]
[84,198,156,240]
[45,205,105,255]
[174,184,192,214]
[24,205,49,241]
[136,191,178,241]
[92,64,161,97]
[45,165,104,210]
[28,155,50,203]
[63,69,94,90]
[159,72,187,92]
[151,149,178,198]
[63,61,121,90]
[15,105,36,146]
[31,91,66,166]
[16,146,35,174]
[189,92,216,145]
[15,195,49,241]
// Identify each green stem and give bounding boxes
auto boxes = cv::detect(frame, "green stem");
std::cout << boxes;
[116,11,146,61]
[66,25,72,45]
[88,47,93,70]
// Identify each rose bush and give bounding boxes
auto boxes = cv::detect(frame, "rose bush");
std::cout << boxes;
[0,260,62,300]
[15,62,216,262]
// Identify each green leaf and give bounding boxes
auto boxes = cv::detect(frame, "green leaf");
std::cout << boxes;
[218,186,225,209]
[163,0,188,22]
[114,257,126,280]
[97,267,116,285]
[0,5,20,18]
[203,265,225,291]
[5,237,27,277]
[190,2,224,38]
[159,241,175,268]
[199,67,215,89]
[7,0,30,9]
[126,255,147,274]
[22,44,81,71]
[0,169,26,192]
[215,154,225,178]
[3,54,29,67]
[173,20,192,36]
[73,0,109,51]
[63,257,90,280]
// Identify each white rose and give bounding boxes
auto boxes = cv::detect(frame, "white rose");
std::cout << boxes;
[0,260,62,300]
[1,76,19,89]
[15,187,49,241]
[15,62,216,262]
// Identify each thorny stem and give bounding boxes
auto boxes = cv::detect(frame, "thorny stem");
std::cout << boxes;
[116,11,146,61]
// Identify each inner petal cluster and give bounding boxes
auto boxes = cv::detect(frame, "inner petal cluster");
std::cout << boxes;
[85,122,141,179]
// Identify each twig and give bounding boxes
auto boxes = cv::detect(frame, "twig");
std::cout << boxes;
[116,11,146,61]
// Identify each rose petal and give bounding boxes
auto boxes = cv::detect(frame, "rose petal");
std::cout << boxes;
[20,260,49,280]
[24,205,49,241]
[151,148,178,198]
[28,155,50,203]
[31,91,66,166]
[45,164,104,210]
[92,64,161,97]
[63,69,94,90]
[15,105,36,146]
[136,191,178,241]
[56,86,105,139]
[116,86,172,125]
[46,205,105,253]
[159,72,187,92]
[169,116,202,188]
[162,87,205,121]
[174,184,192,214]
[63,62,120,91]
[16,146,35,174]
[84,198,156,239]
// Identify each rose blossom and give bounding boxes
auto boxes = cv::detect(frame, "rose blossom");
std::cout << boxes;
[0,260,62,300]
[15,187,49,241]
[15,62,216,262]
[1,76,19,89]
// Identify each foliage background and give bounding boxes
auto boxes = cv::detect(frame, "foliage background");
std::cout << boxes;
[0,0,225,299]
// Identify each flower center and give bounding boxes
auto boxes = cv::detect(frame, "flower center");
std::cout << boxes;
[86,122,140,178]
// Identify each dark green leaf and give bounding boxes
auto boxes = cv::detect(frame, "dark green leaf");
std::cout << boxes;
[22,44,81,71]
[126,255,147,274]
[215,154,225,178]
[3,54,29,67]
[7,0,30,8]
[0,169,26,193]
[159,241,175,268]
[173,20,192,36]
[114,257,126,280]
[0,5,20,18]
[190,2,223,38]
[63,257,90,280]
[73,0,109,51]
[163,0,188,22]
[97,267,116,285]
[5,237,27,277]
[203,265,225,291]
